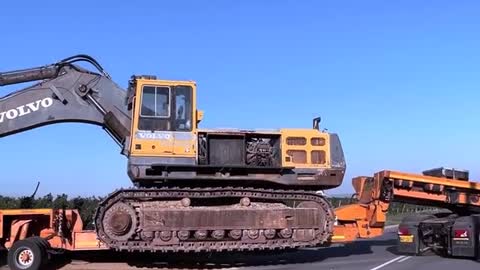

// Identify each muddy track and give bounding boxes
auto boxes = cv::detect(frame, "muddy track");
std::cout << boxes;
[94,187,335,253]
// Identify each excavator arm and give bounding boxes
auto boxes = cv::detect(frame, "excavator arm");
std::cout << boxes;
[0,55,131,150]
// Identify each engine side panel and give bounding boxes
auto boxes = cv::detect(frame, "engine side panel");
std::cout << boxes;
[128,129,345,190]
[198,131,281,167]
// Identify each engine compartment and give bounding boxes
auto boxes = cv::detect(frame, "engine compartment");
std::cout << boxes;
[198,132,281,168]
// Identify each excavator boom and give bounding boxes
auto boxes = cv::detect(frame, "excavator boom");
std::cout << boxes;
[0,55,131,146]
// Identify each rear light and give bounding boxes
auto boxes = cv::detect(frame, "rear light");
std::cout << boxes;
[398,227,410,235]
[454,229,469,238]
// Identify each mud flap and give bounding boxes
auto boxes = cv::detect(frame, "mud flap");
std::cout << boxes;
[397,215,433,255]
[397,225,420,254]
[450,215,480,258]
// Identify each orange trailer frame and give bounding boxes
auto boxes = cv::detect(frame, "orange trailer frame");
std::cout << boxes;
[2,168,479,269]
[0,208,107,251]
[332,169,480,243]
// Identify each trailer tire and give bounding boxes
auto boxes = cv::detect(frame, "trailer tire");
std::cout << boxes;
[29,237,50,263]
[7,238,44,270]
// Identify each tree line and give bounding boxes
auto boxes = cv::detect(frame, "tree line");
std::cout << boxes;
[0,194,102,229]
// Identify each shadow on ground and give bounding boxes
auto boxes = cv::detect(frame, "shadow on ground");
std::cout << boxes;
[0,251,5,268]
[23,237,399,269]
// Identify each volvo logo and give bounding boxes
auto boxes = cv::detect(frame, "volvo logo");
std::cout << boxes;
[0,97,53,123]
[136,131,172,140]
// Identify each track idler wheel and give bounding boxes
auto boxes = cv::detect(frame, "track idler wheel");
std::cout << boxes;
[102,202,137,241]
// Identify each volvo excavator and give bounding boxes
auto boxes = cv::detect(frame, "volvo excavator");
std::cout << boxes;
[0,54,346,255]
[3,55,480,270]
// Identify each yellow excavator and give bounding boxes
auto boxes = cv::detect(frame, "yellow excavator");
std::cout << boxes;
[0,54,346,253]
[4,55,480,270]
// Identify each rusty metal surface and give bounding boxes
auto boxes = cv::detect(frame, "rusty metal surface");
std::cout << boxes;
[140,207,321,231]
[95,187,335,253]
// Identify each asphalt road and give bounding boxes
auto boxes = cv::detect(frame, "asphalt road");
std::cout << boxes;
[1,226,479,270]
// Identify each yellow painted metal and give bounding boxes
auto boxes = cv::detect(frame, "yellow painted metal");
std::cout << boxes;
[127,78,334,172]
[280,129,331,168]
[129,78,198,158]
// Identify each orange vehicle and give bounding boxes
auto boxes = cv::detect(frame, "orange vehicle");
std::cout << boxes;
[1,208,107,269]
[333,167,480,258]
[2,167,480,269]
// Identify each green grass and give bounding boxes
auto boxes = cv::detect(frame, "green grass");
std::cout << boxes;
[386,212,412,226]
[385,209,445,226]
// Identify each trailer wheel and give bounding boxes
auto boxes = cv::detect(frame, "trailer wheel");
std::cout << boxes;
[7,238,44,270]
[29,237,51,263]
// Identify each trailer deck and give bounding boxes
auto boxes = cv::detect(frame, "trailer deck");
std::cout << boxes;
[3,167,480,269]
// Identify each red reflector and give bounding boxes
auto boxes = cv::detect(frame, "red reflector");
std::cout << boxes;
[454,229,469,238]
[398,227,410,235]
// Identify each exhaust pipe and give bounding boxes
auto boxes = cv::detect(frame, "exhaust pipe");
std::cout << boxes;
[313,117,321,130]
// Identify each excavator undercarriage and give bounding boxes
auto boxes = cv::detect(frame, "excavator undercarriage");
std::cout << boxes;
[95,187,335,252]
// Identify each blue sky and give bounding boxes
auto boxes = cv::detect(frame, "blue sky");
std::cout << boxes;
[1,1,480,197]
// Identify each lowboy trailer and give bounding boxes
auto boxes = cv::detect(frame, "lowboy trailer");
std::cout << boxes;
[3,167,480,269]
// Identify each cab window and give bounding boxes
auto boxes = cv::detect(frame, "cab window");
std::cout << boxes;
[140,86,170,117]
[174,86,192,131]
[138,85,193,131]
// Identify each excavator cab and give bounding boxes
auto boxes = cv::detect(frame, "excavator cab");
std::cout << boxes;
[128,76,198,159]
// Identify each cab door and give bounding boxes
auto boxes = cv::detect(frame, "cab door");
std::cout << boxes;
[134,84,175,155]
[172,85,196,156]
[129,79,196,158]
